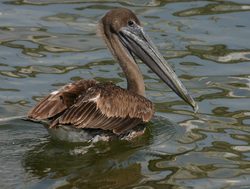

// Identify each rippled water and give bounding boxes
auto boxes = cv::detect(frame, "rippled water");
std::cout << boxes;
[1,0,250,188]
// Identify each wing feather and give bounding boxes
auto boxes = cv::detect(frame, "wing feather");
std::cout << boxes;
[28,80,96,120]
[29,81,154,135]
[50,83,154,134]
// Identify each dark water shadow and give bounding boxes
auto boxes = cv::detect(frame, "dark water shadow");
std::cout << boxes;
[21,115,196,188]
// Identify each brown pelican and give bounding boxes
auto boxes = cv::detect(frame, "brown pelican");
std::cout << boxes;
[28,8,197,138]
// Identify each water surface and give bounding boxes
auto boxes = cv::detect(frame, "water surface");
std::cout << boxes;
[1,0,250,188]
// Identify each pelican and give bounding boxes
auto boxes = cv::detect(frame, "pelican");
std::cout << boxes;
[28,8,197,138]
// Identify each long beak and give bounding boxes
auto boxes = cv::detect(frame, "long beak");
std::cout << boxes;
[118,24,198,112]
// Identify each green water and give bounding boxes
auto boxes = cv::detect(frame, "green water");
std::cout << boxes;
[1,0,250,188]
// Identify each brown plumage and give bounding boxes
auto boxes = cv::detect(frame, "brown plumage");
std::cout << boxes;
[28,8,197,136]
[28,80,154,134]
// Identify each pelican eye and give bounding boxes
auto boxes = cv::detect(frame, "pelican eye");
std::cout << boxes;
[128,20,134,27]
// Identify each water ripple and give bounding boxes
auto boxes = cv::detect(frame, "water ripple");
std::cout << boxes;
[1,0,250,188]
[175,2,250,17]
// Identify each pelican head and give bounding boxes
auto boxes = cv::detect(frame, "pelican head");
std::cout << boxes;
[100,8,198,111]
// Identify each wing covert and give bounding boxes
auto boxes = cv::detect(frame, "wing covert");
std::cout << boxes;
[51,83,154,134]
[27,80,96,120]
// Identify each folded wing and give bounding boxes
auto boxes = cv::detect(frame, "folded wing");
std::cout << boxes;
[28,80,154,134]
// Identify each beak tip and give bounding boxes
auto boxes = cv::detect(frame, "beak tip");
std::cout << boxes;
[192,102,199,113]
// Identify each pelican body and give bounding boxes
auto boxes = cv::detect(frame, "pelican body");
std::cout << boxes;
[28,8,197,137]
